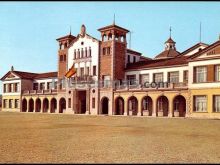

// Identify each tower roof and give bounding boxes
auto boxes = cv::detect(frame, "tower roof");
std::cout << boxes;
[165,37,176,44]
[98,24,129,33]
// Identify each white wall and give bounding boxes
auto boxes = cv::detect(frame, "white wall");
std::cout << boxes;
[2,79,21,96]
[188,58,220,88]
[184,45,207,56]
[68,35,99,81]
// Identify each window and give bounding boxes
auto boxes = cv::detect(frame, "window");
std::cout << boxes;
[68,98,71,108]
[127,55,130,63]
[81,48,84,58]
[74,50,76,59]
[86,67,90,76]
[143,98,150,110]
[140,74,149,85]
[47,82,52,90]
[183,70,188,83]
[15,99,19,108]
[85,47,87,57]
[3,84,6,93]
[92,98,95,108]
[89,47,91,57]
[103,75,111,87]
[174,100,179,111]
[153,73,163,83]
[80,68,84,77]
[168,71,179,83]
[40,83,45,90]
[103,48,106,55]
[107,47,111,54]
[8,84,12,92]
[127,75,136,85]
[215,65,220,81]
[213,95,220,112]
[3,99,8,108]
[195,66,207,83]
[63,54,66,61]
[14,83,18,92]
[9,99,13,108]
[194,96,207,112]
[60,55,63,62]
[33,83,38,90]
[133,56,136,63]
[78,49,80,58]
[54,81,58,89]
[93,66,96,76]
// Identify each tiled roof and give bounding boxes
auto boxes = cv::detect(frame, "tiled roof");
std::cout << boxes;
[98,24,129,33]
[165,37,175,43]
[56,34,76,41]
[154,49,180,59]
[127,49,142,56]
[181,42,209,56]
[126,56,188,71]
[1,71,57,80]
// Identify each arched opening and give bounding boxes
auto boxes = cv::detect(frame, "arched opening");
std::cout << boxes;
[28,98,34,112]
[128,96,138,116]
[43,98,49,113]
[101,97,109,115]
[115,34,119,41]
[103,34,107,41]
[142,96,153,116]
[35,98,41,112]
[59,98,66,113]
[50,98,57,113]
[173,95,186,117]
[115,97,124,115]
[108,33,112,40]
[157,96,169,117]
[22,99,27,112]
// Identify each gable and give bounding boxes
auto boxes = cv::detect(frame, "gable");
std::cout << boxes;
[196,44,220,59]
[1,71,20,81]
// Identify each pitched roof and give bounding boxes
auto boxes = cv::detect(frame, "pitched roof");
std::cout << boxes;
[1,71,57,81]
[180,42,209,56]
[154,49,180,59]
[98,24,129,33]
[165,37,175,43]
[126,55,188,71]
[127,49,142,56]
[56,34,76,41]
[188,40,220,60]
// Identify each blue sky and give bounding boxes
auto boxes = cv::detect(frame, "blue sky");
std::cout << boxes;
[0,2,220,93]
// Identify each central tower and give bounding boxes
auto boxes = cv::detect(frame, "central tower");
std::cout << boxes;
[98,23,129,82]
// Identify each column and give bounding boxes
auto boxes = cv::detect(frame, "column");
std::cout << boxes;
[123,99,128,116]
[33,99,35,112]
[137,98,142,116]
[48,99,51,113]
[86,90,90,115]
[89,61,92,76]
[27,99,29,112]
[168,100,173,117]
[152,99,157,117]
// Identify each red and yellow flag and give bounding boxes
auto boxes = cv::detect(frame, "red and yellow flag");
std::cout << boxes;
[65,64,77,78]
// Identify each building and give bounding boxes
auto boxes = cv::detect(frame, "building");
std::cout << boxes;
[1,22,220,119]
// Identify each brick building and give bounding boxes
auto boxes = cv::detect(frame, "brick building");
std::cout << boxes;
[1,22,220,119]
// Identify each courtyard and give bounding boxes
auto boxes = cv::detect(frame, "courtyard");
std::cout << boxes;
[0,112,219,163]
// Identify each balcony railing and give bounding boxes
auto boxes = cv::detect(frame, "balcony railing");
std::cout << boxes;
[22,89,57,95]
[115,82,188,91]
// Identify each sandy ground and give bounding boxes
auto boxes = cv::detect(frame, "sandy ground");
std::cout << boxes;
[0,112,219,163]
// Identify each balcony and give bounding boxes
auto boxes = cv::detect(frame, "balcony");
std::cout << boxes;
[22,89,57,95]
[114,82,188,91]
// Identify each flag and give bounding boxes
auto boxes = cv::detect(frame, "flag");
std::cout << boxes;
[65,64,77,78]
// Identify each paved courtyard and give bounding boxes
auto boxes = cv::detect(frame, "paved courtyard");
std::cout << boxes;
[0,112,219,163]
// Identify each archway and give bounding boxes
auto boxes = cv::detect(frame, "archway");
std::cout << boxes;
[22,99,27,112]
[50,98,57,113]
[173,95,186,117]
[127,96,138,116]
[115,97,124,115]
[28,98,34,112]
[43,98,49,113]
[35,98,41,112]
[59,98,66,113]
[101,97,109,115]
[142,96,153,116]
[157,96,169,117]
